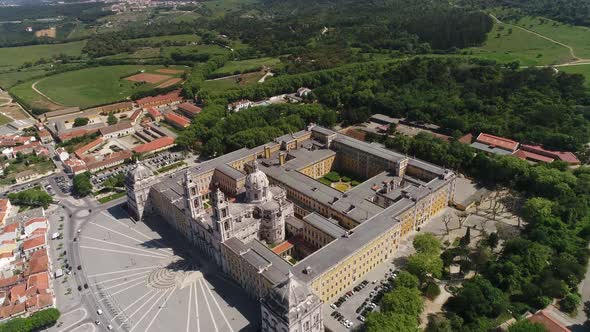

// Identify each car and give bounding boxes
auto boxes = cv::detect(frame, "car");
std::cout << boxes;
[331,311,337,317]
[97,309,103,315]
[95,320,101,325]
[107,324,113,330]
[330,303,337,309]
[372,280,377,284]
[358,315,366,322]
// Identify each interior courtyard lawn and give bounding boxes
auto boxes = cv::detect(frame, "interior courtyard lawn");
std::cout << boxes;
[26,65,186,109]
[466,20,573,66]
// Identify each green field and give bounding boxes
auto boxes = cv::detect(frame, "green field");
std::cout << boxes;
[515,16,590,60]
[467,21,572,66]
[129,34,200,44]
[0,41,86,70]
[0,113,12,126]
[0,68,49,89]
[202,71,265,91]
[560,64,590,89]
[213,57,282,74]
[11,65,186,109]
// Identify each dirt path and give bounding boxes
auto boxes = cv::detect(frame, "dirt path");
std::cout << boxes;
[489,13,590,65]
[31,79,66,106]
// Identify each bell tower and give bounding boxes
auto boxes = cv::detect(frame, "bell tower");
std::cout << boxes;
[183,170,204,220]
[212,187,232,242]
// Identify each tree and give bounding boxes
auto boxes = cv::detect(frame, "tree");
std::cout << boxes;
[413,233,441,255]
[73,173,92,197]
[508,319,548,332]
[395,271,420,289]
[407,253,443,280]
[459,227,471,247]
[365,312,420,332]
[560,292,581,314]
[73,117,90,127]
[486,232,499,250]
[426,314,453,332]
[0,308,60,331]
[445,277,509,322]
[107,114,118,125]
[381,286,424,316]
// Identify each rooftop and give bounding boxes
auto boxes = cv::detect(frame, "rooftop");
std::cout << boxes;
[99,121,133,136]
[133,136,175,154]
[476,133,519,151]
[177,102,202,115]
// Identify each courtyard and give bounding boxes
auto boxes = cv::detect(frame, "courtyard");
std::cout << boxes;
[77,204,258,332]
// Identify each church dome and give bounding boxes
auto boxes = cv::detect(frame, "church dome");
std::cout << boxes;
[245,160,269,190]
[128,162,152,182]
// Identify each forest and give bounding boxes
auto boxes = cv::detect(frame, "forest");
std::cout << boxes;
[195,57,590,152]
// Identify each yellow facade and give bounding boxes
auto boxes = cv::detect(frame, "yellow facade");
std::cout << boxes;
[299,155,335,179]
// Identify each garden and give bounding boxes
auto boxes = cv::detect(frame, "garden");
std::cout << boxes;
[319,171,361,192]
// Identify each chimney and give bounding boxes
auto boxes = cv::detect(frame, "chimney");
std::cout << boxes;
[264,146,271,159]
[279,152,286,166]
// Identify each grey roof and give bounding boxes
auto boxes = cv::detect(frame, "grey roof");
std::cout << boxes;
[275,129,309,144]
[470,142,514,156]
[224,238,291,285]
[303,213,347,238]
[291,198,415,283]
[369,114,399,124]
[311,126,337,137]
[408,158,447,176]
[216,163,245,180]
[333,134,406,164]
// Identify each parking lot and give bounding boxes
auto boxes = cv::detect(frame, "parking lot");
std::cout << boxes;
[78,205,258,332]
[143,151,184,170]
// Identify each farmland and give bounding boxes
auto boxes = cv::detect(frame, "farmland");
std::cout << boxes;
[0,41,86,70]
[467,19,573,66]
[10,65,186,109]
[212,57,282,75]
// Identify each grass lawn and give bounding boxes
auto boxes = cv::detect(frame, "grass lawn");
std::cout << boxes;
[0,157,55,185]
[0,113,12,126]
[157,161,186,173]
[201,71,265,91]
[467,21,572,66]
[15,65,186,109]
[515,16,590,60]
[213,57,282,75]
[0,68,50,89]
[0,41,86,71]
[560,64,590,89]
[98,191,126,204]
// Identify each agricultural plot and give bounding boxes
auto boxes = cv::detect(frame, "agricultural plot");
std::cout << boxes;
[213,57,282,75]
[467,20,572,66]
[201,71,265,91]
[0,41,86,70]
[11,65,186,109]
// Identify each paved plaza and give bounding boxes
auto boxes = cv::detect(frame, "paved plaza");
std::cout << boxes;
[77,205,258,332]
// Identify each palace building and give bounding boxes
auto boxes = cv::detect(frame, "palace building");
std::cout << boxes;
[126,125,456,332]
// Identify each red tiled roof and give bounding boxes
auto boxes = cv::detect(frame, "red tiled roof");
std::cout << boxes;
[9,283,26,302]
[178,102,202,115]
[521,144,580,165]
[27,272,49,291]
[12,141,41,153]
[513,149,555,163]
[130,109,142,122]
[0,302,26,318]
[74,138,103,158]
[164,112,190,128]
[136,90,183,106]
[26,250,48,276]
[527,309,571,332]
[133,136,175,154]
[58,129,88,142]
[147,107,162,119]
[458,133,473,144]
[2,223,18,234]
[272,240,294,255]
[25,293,52,311]
[86,150,132,171]
[476,133,519,151]
[38,129,51,138]
[0,252,13,259]
[0,276,19,289]
[25,217,48,227]
[23,236,46,251]
[99,121,133,136]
